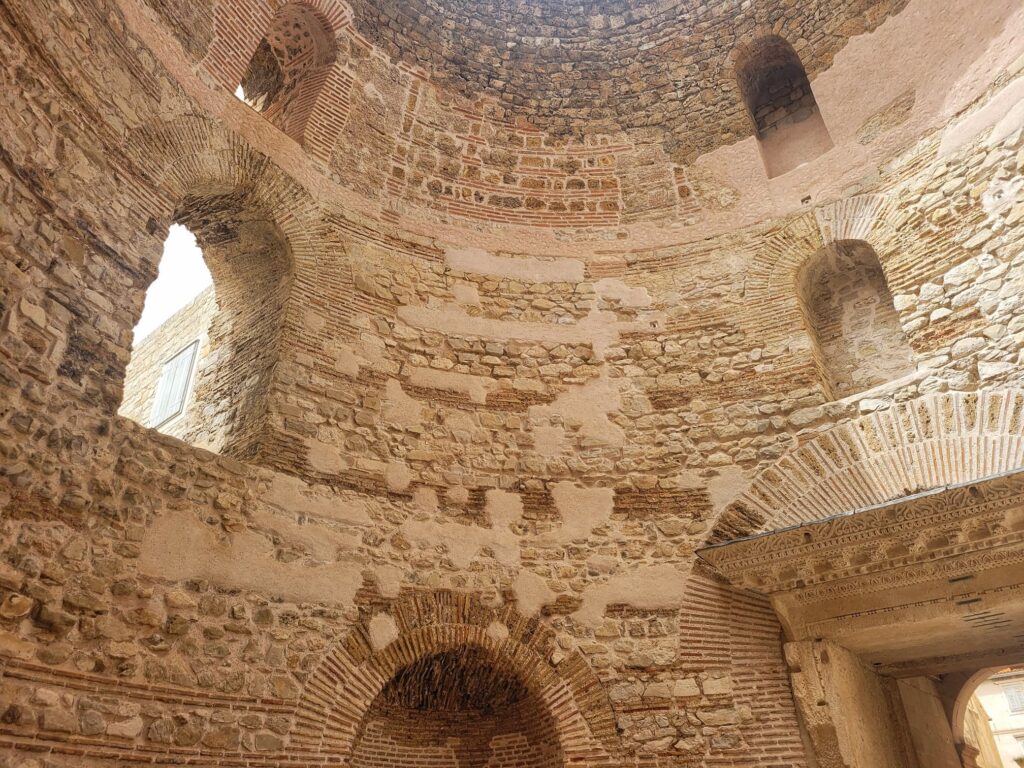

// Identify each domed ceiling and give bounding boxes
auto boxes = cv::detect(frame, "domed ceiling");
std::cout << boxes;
[347,0,910,158]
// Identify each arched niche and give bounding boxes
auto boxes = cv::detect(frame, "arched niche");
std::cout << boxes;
[734,35,833,178]
[350,644,564,768]
[238,2,338,145]
[287,591,620,764]
[797,239,914,400]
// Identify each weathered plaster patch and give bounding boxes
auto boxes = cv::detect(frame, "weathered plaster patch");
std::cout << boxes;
[140,513,364,606]
[451,281,481,305]
[306,439,349,474]
[940,74,1024,157]
[368,613,399,650]
[575,563,689,628]
[374,564,405,598]
[543,482,615,544]
[593,278,652,307]
[446,246,585,283]
[486,621,510,643]
[529,373,625,448]
[248,506,361,562]
[401,488,524,569]
[383,377,425,429]
[512,569,557,617]
[265,473,371,526]
[396,304,663,359]
[406,365,494,404]
[385,460,412,492]
[706,466,754,513]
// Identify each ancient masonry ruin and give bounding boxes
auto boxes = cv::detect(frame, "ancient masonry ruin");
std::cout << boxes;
[1,0,1023,766]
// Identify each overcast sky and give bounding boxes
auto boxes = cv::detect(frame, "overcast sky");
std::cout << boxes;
[133,224,213,343]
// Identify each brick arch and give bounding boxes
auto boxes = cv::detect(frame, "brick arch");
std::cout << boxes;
[288,590,620,763]
[201,0,353,161]
[127,114,329,316]
[741,196,907,400]
[122,116,324,458]
[711,389,1024,542]
[129,115,325,286]
[745,194,898,301]
[202,0,351,92]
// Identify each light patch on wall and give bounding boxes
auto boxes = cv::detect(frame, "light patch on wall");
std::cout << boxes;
[134,224,212,343]
[264,472,371,526]
[140,511,364,606]
[401,488,523,568]
[445,246,585,283]
[384,378,426,428]
[368,613,399,651]
[248,505,361,562]
[575,563,689,628]
[529,373,625,448]
[542,482,615,544]
[512,570,557,617]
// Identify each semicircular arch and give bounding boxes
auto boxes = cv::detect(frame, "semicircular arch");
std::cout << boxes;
[288,590,620,763]
[711,388,1024,542]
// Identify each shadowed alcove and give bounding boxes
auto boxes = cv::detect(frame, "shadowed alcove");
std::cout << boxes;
[350,646,564,768]
[797,239,914,399]
[735,35,834,177]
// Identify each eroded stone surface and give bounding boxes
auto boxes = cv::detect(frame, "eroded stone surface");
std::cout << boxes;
[0,0,1023,765]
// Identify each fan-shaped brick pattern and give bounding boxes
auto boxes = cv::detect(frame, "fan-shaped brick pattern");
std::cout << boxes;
[289,591,620,763]
[712,389,1024,541]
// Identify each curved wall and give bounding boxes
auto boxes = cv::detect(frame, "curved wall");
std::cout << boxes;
[0,0,1022,765]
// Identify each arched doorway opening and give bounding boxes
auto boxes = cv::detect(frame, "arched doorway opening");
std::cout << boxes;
[351,645,564,768]
[951,665,1024,768]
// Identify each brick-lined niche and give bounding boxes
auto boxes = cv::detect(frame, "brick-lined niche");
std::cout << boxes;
[735,36,834,178]
[798,240,914,399]
[238,2,338,145]
[351,647,563,768]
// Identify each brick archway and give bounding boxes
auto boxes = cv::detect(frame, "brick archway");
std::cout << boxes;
[712,388,1024,541]
[288,590,620,763]
[122,116,324,457]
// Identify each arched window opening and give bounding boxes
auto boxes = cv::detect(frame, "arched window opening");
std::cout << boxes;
[120,225,214,440]
[237,3,336,144]
[351,647,564,768]
[736,36,833,178]
[955,666,1024,768]
[120,193,292,460]
[797,240,914,400]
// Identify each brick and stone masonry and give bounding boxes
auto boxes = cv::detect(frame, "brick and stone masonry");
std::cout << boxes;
[1,0,1023,766]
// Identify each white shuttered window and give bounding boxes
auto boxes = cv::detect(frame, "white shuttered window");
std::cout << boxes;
[149,340,199,427]
[1006,683,1024,713]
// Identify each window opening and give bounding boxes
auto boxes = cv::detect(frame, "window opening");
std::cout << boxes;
[150,340,199,427]
[735,36,833,178]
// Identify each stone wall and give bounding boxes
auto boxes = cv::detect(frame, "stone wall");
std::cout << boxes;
[0,0,1023,765]
[142,0,1024,233]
